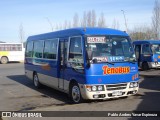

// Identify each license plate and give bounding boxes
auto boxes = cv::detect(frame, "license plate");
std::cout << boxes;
[112,91,122,96]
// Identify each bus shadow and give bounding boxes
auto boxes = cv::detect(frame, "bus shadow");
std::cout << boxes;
[139,76,160,91]
[7,75,71,107]
[128,76,160,120]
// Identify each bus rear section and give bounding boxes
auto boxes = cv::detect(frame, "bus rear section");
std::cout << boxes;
[0,43,24,64]
[133,40,160,70]
[25,28,139,103]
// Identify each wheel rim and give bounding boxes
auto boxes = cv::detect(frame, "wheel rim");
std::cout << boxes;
[1,57,7,64]
[72,85,80,103]
[34,75,38,87]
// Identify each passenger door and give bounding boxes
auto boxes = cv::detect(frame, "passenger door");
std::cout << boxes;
[58,39,68,90]
[142,44,152,61]
[135,45,141,66]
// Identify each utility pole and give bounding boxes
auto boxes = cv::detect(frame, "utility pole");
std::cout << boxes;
[19,23,25,43]
[121,10,128,32]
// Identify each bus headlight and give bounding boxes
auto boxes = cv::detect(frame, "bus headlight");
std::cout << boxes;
[98,86,103,91]
[92,86,97,91]
[133,82,138,87]
[129,82,134,88]
[86,85,104,91]
[129,82,138,88]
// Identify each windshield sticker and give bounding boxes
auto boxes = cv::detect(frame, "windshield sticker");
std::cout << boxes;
[103,66,130,75]
[93,57,108,62]
[108,56,124,62]
[87,37,106,43]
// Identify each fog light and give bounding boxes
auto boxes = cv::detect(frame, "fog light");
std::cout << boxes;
[133,90,137,94]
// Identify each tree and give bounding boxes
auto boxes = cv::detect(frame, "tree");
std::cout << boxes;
[112,18,119,29]
[98,12,106,27]
[63,20,68,29]
[67,21,72,28]
[73,13,79,27]
[87,11,92,27]
[129,25,155,40]
[152,0,160,39]
[81,11,87,27]
[81,10,97,27]
[91,10,96,27]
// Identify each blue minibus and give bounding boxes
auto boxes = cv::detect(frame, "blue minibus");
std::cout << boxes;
[25,28,139,103]
[133,40,160,70]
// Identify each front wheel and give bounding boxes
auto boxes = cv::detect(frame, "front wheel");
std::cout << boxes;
[142,62,149,71]
[69,83,83,104]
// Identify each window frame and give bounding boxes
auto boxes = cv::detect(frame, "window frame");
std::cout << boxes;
[25,41,34,58]
[142,44,152,55]
[43,38,59,60]
[33,40,44,59]
[68,36,83,62]
[0,43,23,51]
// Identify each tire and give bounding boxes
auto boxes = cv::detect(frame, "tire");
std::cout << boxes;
[33,73,41,88]
[69,82,83,104]
[142,62,149,71]
[1,57,8,64]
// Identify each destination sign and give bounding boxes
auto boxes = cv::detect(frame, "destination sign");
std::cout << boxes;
[87,37,106,43]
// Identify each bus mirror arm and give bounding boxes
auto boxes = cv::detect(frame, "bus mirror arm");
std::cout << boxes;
[86,60,90,68]
[86,50,93,68]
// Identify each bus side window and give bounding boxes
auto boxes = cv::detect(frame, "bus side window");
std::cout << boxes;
[43,39,58,59]
[33,41,44,58]
[26,41,33,57]
[142,44,151,55]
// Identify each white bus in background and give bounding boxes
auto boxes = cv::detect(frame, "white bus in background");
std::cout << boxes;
[0,43,25,64]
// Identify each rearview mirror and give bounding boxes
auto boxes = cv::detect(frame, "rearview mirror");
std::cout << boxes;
[86,50,93,60]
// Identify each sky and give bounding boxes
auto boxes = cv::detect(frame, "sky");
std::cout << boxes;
[0,0,155,43]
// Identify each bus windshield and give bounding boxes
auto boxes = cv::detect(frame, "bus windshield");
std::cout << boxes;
[151,44,160,54]
[86,36,136,63]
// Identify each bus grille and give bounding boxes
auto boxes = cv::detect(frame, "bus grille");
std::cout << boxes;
[106,83,127,91]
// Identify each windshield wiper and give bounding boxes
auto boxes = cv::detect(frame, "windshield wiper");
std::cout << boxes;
[103,61,115,65]
[124,59,137,64]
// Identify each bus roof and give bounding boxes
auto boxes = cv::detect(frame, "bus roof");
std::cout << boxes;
[27,27,128,41]
[133,40,160,44]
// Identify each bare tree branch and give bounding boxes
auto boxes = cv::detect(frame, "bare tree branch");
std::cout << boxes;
[152,0,160,39]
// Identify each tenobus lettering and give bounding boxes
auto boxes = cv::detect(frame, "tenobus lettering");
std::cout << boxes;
[103,66,130,75]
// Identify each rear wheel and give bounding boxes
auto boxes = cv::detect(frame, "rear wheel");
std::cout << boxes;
[33,73,41,88]
[142,62,149,71]
[69,82,83,104]
[1,57,8,64]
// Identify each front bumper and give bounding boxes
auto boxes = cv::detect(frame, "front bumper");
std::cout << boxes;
[149,62,160,68]
[79,82,139,100]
